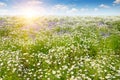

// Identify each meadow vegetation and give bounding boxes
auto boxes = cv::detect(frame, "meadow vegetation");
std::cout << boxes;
[0,16,120,80]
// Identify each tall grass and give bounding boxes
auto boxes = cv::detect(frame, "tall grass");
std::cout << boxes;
[0,16,120,80]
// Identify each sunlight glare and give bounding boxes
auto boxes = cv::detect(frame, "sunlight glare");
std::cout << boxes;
[22,8,38,19]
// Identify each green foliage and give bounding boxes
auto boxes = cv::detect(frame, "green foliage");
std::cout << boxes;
[0,16,120,80]
[112,21,120,31]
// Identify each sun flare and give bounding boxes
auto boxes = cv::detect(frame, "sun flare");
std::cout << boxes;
[22,8,38,19]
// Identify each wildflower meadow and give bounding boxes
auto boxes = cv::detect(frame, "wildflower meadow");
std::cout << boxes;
[0,16,120,80]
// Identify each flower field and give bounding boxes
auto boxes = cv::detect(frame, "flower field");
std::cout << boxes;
[0,16,120,80]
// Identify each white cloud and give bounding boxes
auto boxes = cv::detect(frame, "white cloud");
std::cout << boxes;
[12,0,46,16]
[0,2,7,8]
[27,0,43,6]
[13,0,43,9]
[80,8,88,12]
[52,4,68,11]
[94,8,99,11]
[0,9,8,12]
[99,4,110,8]
[67,8,79,13]
[0,9,8,15]
[114,0,120,4]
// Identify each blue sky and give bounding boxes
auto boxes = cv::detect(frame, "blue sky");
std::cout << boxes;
[0,0,120,16]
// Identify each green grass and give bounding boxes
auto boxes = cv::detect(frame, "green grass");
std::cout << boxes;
[0,16,120,80]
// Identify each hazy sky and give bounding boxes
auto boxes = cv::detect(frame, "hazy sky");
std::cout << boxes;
[0,0,120,16]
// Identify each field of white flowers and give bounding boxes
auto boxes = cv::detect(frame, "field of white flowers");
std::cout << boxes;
[0,16,120,80]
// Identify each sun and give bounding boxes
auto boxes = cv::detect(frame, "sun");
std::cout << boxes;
[22,8,38,19]
[21,8,39,24]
